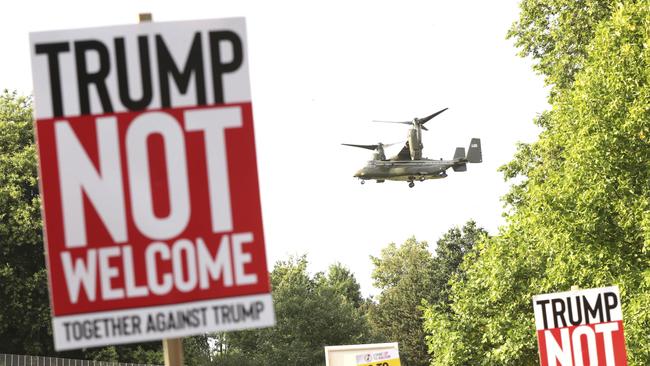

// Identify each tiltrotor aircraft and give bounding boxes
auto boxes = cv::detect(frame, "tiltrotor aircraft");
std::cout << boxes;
[343,108,482,188]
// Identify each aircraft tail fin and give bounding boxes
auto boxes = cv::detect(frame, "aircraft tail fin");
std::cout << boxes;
[453,147,466,160]
[452,147,467,171]
[467,138,482,163]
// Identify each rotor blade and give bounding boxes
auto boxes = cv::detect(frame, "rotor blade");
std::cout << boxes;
[418,107,449,124]
[342,143,378,150]
[421,125,429,131]
[372,120,411,125]
[383,140,405,147]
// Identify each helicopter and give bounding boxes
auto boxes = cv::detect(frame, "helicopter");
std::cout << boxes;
[343,108,482,188]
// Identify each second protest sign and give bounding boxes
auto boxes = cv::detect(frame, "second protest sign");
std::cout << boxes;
[532,286,627,365]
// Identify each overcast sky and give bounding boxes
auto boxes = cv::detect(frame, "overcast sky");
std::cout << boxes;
[1,0,548,296]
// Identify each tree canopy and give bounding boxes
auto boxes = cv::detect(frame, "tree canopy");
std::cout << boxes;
[369,238,437,366]
[369,221,486,366]
[0,91,49,355]
[507,0,615,93]
[222,256,371,365]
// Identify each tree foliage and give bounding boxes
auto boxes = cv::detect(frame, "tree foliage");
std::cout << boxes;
[507,0,615,93]
[223,256,371,365]
[369,222,485,366]
[503,0,620,210]
[0,90,51,354]
[317,262,364,308]
[369,238,437,366]
[425,1,650,365]
[431,221,488,308]
[84,343,163,365]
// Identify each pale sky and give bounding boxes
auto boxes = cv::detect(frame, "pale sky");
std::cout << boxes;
[1,0,548,296]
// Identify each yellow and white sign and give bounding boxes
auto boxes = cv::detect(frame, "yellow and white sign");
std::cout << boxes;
[355,349,401,366]
[324,343,400,366]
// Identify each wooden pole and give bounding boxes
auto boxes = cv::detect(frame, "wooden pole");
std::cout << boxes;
[163,338,185,366]
[137,12,184,366]
[138,13,153,22]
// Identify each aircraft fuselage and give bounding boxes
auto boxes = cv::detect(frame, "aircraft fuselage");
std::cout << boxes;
[354,159,456,181]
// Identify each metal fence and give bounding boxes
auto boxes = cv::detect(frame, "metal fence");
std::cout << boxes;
[0,354,161,366]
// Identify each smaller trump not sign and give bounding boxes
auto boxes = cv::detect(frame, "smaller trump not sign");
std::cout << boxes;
[532,286,627,366]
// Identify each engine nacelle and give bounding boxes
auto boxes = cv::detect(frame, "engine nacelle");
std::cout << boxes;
[408,128,422,160]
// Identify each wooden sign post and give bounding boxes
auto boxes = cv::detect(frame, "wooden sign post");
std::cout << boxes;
[163,338,184,366]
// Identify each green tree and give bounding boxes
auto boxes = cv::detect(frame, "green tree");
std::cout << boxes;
[431,221,488,308]
[369,222,486,366]
[183,335,212,366]
[369,238,436,366]
[507,0,615,93]
[223,256,371,365]
[316,262,364,308]
[504,0,619,212]
[425,1,650,364]
[0,90,52,355]
[85,344,163,365]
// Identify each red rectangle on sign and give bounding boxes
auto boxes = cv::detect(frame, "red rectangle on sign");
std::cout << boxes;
[537,321,627,365]
[37,103,269,315]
